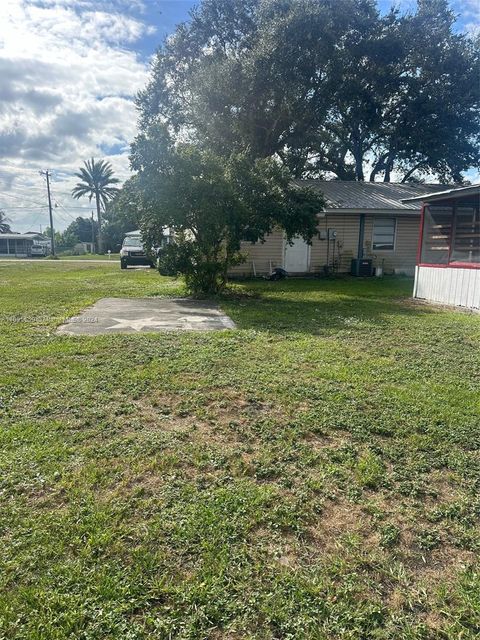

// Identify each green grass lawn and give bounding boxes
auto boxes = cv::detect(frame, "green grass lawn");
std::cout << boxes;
[0,262,479,639]
[57,253,120,260]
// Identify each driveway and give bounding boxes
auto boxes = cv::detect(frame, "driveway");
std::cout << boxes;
[57,297,236,335]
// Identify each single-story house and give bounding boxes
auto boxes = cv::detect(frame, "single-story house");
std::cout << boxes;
[0,233,34,257]
[403,184,479,311]
[229,181,449,277]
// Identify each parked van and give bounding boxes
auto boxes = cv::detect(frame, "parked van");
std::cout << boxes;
[31,243,48,257]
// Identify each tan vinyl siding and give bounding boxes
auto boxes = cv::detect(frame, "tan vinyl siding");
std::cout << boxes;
[229,229,284,276]
[228,213,420,277]
[310,214,360,272]
[311,214,419,274]
[365,215,419,275]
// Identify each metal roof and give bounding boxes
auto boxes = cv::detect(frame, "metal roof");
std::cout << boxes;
[125,228,172,236]
[0,233,34,241]
[24,232,48,238]
[296,180,450,211]
[402,184,480,204]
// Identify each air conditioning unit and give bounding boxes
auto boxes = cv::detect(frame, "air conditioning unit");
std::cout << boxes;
[351,258,373,277]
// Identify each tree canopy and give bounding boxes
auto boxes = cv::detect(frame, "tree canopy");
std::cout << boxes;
[0,210,11,234]
[102,177,145,252]
[62,216,97,246]
[130,126,324,293]
[137,0,480,183]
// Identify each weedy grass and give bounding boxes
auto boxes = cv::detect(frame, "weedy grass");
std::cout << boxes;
[58,254,120,260]
[0,262,479,639]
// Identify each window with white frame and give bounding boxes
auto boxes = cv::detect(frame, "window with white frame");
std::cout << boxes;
[372,218,396,251]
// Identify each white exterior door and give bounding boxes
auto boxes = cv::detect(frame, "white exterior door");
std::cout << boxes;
[284,236,310,273]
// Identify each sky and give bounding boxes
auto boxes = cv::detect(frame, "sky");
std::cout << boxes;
[0,0,478,233]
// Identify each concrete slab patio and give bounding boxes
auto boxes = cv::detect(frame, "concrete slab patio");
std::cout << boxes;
[57,297,236,335]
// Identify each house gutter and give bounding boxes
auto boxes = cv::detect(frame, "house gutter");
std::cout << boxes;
[322,208,421,215]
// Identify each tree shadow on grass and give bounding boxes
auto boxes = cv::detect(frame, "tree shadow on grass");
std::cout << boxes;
[219,277,453,336]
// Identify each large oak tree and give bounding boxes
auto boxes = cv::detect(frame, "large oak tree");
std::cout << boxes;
[137,0,479,182]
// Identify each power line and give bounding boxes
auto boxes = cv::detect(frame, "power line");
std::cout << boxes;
[51,191,83,223]
[0,165,42,175]
[53,201,77,222]
[0,182,49,191]
[52,190,96,220]
[0,192,92,211]
[0,191,47,208]
[57,205,93,210]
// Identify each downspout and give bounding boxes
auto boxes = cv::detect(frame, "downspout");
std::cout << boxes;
[357,214,365,259]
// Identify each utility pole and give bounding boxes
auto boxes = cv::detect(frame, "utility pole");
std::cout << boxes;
[91,210,95,253]
[41,170,55,256]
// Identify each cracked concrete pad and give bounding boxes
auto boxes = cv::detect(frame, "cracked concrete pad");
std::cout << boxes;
[57,297,236,335]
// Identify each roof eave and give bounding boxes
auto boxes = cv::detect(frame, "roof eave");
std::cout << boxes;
[402,185,480,204]
[323,207,421,214]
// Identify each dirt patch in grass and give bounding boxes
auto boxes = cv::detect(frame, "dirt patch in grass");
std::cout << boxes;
[130,389,289,444]
[306,499,377,553]
[131,394,204,434]
[302,431,352,452]
[201,393,285,429]
[424,469,462,503]
[250,526,301,571]
[405,545,476,580]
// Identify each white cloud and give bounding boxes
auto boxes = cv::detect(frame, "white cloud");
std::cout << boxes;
[381,1,480,34]
[0,0,153,231]
[451,0,480,35]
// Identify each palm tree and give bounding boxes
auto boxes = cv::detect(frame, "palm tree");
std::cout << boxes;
[0,210,11,234]
[71,158,119,253]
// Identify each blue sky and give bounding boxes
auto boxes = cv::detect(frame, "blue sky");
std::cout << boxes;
[121,1,480,58]
[123,1,480,59]
[0,0,478,233]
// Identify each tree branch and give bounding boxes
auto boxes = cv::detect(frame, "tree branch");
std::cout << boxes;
[400,161,428,183]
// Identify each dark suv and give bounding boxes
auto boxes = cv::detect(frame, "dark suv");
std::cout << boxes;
[120,235,155,269]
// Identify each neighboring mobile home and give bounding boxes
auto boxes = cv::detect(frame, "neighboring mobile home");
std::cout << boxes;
[0,234,34,258]
[403,184,480,311]
[229,182,449,277]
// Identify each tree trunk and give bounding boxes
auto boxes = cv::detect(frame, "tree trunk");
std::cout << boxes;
[400,162,425,183]
[352,144,364,181]
[369,152,389,182]
[354,156,364,181]
[369,163,382,182]
[95,191,103,253]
